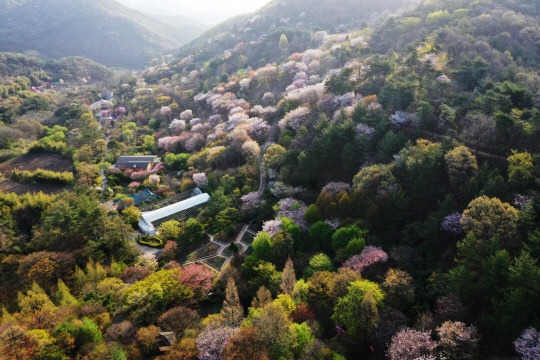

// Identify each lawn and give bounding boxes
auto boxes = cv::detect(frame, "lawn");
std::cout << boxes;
[183,242,220,262]
[205,256,226,270]
[240,231,256,245]
[214,223,244,244]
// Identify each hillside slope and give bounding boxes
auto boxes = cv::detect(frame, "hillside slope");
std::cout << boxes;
[177,0,422,63]
[0,0,206,68]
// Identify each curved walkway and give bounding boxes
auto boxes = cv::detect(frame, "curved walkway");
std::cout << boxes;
[183,224,252,272]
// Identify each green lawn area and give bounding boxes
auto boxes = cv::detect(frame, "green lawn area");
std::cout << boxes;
[222,243,243,256]
[205,256,226,270]
[214,223,244,244]
[184,242,220,262]
[240,231,256,245]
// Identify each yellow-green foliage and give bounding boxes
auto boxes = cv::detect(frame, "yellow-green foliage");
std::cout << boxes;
[11,168,74,185]
[122,269,193,310]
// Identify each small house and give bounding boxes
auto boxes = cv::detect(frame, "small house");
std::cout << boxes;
[157,332,176,352]
[116,155,159,172]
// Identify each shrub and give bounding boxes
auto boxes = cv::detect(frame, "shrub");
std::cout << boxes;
[11,168,74,185]
[137,236,164,248]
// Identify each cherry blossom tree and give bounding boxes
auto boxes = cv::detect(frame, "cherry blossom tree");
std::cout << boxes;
[279,106,311,131]
[357,123,376,138]
[322,182,351,195]
[192,173,208,188]
[169,119,186,134]
[180,109,193,120]
[177,263,215,294]
[441,212,463,234]
[261,219,282,238]
[185,133,205,152]
[197,326,237,360]
[390,111,418,127]
[158,136,180,151]
[277,198,308,230]
[242,140,260,158]
[514,328,540,360]
[436,321,478,360]
[240,192,260,216]
[387,328,437,360]
[344,246,389,273]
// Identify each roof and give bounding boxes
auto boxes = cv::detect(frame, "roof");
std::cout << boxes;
[89,99,112,111]
[138,192,209,233]
[117,155,157,166]
[158,332,176,346]
[113,189,158,207]
[142,193,210,225]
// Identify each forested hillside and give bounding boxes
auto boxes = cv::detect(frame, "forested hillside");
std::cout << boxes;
[0,0,206,68]
[0,0,538,359]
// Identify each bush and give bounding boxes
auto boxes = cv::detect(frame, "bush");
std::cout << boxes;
[11,168,74,185]
[137,236,164,248]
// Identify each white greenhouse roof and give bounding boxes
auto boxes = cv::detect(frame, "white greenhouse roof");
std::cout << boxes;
[141,193,209,224]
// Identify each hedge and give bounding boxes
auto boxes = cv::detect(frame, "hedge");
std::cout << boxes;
[11,169,74,185]
[137,236,164,248]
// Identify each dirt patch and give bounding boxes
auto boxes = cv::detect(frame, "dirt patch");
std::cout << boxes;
[0,153,73,195]
[0,180,68,195]
[0,153,73,175]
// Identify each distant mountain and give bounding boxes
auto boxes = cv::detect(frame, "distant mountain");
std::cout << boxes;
[0,52,112,83]
[177,0,422,62]
[157,14,207,37]
[0,0,207,68]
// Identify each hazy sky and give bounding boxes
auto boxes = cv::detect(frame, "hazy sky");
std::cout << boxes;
[117,0,273,24]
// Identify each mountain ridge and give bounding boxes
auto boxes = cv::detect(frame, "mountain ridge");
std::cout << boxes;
[0,0,206,68]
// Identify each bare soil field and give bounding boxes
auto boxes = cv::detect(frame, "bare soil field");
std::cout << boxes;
[0,153,73,174]
[0,153,73,195]
[0,180,68,195]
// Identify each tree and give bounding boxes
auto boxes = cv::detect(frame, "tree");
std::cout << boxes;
[445,146,478,189]
[304,204,322,224]
[197,327,237,360]
[253,232,272,261]
[461,196,519,245]
[56,279,78,306]
[242,275,267,304]
[253,303,296,359]
[436,321,478,360]
[263,144,286,171]
[304,253,333,278]
[455,56,489,91]
[182,218,207,244]
[223,327,271,360]
[331,225,366,253]
[331,280,384,337]
[158,306,199,336]
[387,329,436,360]
[308,222,333,252]
[279,34,289,53]
[514,327,540,360]
[0,325,36,360]
[358,290,379,339]
[122,206,141,228]
[221,278,243,327]
[281,258,296,295]
[371,308,408,351]
[382,269,414,310]
[216,208,238,232]
[507,151,534,189]
[292,322,314,355]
